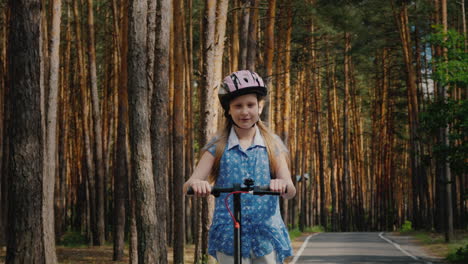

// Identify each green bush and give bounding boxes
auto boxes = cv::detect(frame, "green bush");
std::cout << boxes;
[288,228,302,240]
[306,225,325,233]
[400,220,413,232]
[447,244,468,263]
[58,231,88,247]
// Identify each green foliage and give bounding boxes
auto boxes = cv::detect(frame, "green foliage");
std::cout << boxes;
[195,254,210,264]
[288,228,303,240]
[420,99,468,175]
[400,220,413,232]
[420,27,468,176]
[306,225,325,233]
[447,244,468,263]
[57,231,88,247]
[288,225,324,240]
[426,26,468,86]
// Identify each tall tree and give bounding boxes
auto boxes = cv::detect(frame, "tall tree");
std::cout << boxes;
[6,0,56,262]
[86,0,105,245]
[151,0,172,262]
[325,44,338,231]
[72,0,96,242]
[239,0,250,69]
[391,0,425,229]
[44,0,62,262]
[112,0,129,260]
[0,0,7,244]
[262,0,276,123]
[128,0,158,261]
[342,32,351,231]
[173,0,186,262]
[246,0,259,71]
[440,0,454,242]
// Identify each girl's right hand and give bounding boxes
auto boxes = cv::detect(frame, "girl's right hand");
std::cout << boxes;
[187,180,211,197]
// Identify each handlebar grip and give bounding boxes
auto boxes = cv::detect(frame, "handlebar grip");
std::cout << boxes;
[186,187,194,195]
[253,185,286,196]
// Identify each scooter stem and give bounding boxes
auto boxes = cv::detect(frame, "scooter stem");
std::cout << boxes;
[233,183,242,264]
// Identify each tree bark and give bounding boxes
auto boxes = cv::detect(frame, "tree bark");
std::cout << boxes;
[113,0,129,259]
[6,0,56,262]
[440,0,454,242]
[86,0,105,245]
[326,44,338,231]
[239,0,250,69]
[173,0,186,262]
[262,0,276,123]
[0,2,7,245]
[392,0,424,229]
[151,0,172,262]
[72,0,97,243]
[342,32,351,231]
[44,0,61,261]
[246,0,259,71]
[128,0,158,261]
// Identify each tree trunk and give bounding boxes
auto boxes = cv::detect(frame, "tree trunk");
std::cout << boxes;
[212,0,229,90]
[342,32,351,231]
[173,0,186,262]
[6,0,55,262]
[113,0,128,259]
[440,0,454,242]
[146,0,156,105]
[239,0,250,69]
[392,0,424,230]
[151,0,172,262]
[230,0,239,72]
[72,0,96,243]
[128,0,158,261]
[0,1,7,245]
[262,0,276,123]
[86,0,105,245]
[44,0,61,261]
[281,1,292,149]
[310,14,326,229]
[246,0,259,71]
[199,0,226,261]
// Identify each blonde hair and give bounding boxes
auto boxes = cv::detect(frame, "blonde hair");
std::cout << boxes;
[204,118,288,184]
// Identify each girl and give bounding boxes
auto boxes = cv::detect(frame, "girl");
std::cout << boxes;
[184,70,296,263]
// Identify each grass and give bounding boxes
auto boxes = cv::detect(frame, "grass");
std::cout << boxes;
[399,229,468,263]
[288,225,324,240]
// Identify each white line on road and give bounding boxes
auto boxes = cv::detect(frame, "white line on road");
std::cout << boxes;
[290,233,319,264]
[379,232,432,264]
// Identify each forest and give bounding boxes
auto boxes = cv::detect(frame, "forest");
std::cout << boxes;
[0,0,466,263]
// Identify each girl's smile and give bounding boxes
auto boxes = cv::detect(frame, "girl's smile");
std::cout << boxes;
[228,94,264,129]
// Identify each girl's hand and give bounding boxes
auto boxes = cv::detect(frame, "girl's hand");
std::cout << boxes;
[188,180,212,197]
[269,179,288,196]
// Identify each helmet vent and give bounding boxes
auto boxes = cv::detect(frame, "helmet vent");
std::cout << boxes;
[244,78,249,82]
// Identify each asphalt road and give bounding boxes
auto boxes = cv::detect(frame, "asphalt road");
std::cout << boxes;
[290,232,445,264]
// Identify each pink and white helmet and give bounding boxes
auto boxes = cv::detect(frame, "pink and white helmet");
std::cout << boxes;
[218,70,267,110]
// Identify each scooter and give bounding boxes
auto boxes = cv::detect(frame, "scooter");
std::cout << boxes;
[187,178,281,264]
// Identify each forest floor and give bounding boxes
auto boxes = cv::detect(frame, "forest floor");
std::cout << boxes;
[0,230,466,263]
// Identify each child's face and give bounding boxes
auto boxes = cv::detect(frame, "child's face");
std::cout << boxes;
[228,93,264,129]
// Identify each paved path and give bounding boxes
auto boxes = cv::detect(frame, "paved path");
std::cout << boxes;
[291,232,445,264]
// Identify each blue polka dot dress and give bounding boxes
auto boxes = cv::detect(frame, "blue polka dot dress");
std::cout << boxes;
[206,126,293,263]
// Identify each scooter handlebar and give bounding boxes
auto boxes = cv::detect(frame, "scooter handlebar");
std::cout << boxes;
[186,185,285,196]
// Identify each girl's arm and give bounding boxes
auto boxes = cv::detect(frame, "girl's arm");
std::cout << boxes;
[270,152,296,199]
[183,151,215,197]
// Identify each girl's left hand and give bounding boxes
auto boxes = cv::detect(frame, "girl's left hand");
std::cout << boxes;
[269,179,288,195]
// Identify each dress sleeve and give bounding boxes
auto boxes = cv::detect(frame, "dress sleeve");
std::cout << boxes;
[201,136,218,156]
[273,134,288,156]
